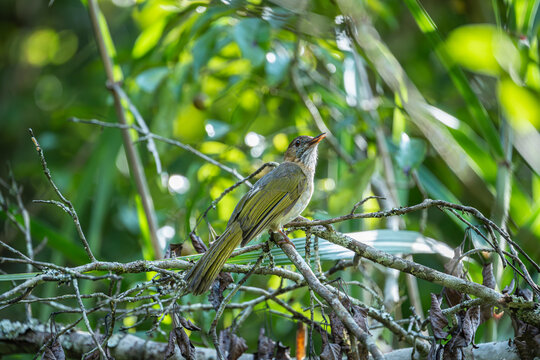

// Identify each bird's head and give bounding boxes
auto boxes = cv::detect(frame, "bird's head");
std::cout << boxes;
[283,133,326,170]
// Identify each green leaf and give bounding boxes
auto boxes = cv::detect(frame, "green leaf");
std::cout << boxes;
[265,48,291,85]
[192,26,228,76]
[0,273,40,281]
[136,67,169,93]
[394,135,426,173]
[0,211,88,264]
[404,0,504,158]
[525,0,540,40]
[233,18,269,66]
[132,20,166,59]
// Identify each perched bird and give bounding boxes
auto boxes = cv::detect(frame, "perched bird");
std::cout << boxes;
[185,133,326,294]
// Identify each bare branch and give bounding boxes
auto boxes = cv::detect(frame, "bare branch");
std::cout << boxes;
[28,129,96,262]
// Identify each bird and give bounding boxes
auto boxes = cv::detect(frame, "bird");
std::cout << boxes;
[185,133,326,295]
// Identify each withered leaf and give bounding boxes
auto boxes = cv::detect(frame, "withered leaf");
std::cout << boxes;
[442,342,463,360]
[275,342,291,360]
[329,311,346,344]
[480,263,495,323]
[442,247,466,307]
[209,272,234,311]
[502,278,515,295]
[429,293,449,340]
[179,316,201,332]
[481,263,495,289]
[190,232,208,254]
[462,306,480,345]
[219,327,248,360]
[320,342,342,360]
[165,326,196,360]
[444,247,464,278]
[351,305,371,335]
[256,328,276,360]
[168,243,184,258]
[510,287,540,359]
[42,338,65,360]
[427,340,441,360]
[82,335,112,360]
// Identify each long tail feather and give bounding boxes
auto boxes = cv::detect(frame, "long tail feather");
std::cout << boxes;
[185,222,242,295]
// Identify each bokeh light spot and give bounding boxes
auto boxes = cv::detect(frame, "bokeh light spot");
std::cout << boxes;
[34,75,63,111]
[23,29,58,67]
[168,174,190,194]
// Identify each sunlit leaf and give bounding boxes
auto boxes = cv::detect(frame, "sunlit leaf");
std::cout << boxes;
[446,25,503,76]
[132,19,166,58]
[136,67,169,93]
[498,78,540,130]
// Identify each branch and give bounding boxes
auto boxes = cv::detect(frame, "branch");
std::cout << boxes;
[29,129,96,262]
[275,233,385,360]
[0,319,520,360]
[86,0,162,259]
[70,117,251,187]
[308,225,540,327]
[288,198,539,294]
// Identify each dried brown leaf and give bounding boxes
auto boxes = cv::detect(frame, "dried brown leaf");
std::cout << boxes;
[462,306,480,345]
[256,328,275,360]
[42,338,65,360]
[165,326,196,360]
[427,340,441,360]
[320,343,342,360]
[219,328,248,360]
[429,293,449,340]
[209,272,234,311]
[481,263,495,289]
[190,232,207,254]
[351,305,371,335]
[329,311,346,345]
[502,278,515,295]
[179,316,201,332]
[275,342,291,360]
[510,288,540,359]
[442,247,466,307]
[444,247,464,277]
[480,263,495,323]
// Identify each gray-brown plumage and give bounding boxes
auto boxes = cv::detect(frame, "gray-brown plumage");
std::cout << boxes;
[185,133,325,295]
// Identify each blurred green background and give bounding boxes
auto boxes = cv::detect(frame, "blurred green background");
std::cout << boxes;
[1,0,539,355]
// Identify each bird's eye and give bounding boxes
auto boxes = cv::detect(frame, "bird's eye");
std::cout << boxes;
[295,140,300,147]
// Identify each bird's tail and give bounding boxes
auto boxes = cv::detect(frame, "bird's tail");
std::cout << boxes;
[184,222,243,295]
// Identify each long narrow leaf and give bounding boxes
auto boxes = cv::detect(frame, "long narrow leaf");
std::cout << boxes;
[180,230,454,266]
[403,0,503,158]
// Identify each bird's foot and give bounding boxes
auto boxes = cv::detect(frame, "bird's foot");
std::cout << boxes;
[276,229,295,248]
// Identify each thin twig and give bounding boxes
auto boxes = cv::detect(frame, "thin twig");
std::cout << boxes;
[29,129,96,262]
[73,278,109,359]
[70,117,251,186]
[108,83,163,175]
[210,255,265,360]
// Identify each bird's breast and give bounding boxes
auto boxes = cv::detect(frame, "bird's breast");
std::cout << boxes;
[277,177,314,228]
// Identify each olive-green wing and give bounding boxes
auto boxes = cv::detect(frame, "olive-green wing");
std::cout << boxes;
[228,163,306,246]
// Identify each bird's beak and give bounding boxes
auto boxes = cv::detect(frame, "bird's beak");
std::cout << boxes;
[309,133,326,146]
